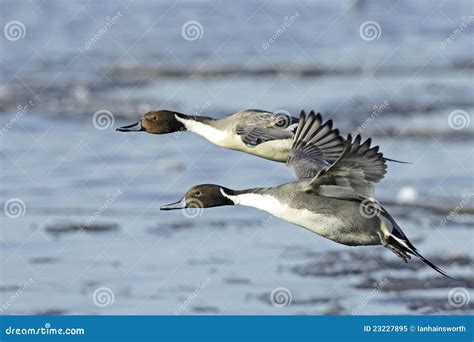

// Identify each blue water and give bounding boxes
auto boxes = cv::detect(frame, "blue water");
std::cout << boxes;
[0,0,473,315]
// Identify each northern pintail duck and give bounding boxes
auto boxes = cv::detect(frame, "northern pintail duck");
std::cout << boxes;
[117,109,299,162]
[161,112,450,278]
[117,109,406,164]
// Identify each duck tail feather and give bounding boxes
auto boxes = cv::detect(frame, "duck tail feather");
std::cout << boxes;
[411,249,454,280]
[381,210,453,279]
[383,157,412,164]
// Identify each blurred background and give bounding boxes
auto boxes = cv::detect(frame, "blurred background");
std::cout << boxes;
[0,0,473,315]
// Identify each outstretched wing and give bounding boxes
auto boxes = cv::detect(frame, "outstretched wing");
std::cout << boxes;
[287,111,345,179]
[235,110,298,147]
[307,134,388,199]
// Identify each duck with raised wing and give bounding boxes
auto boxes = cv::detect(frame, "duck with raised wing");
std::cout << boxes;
[117,109,407,164]
[160,112,451,278]
[117,109,299,162]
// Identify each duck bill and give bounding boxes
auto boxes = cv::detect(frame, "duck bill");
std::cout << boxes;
[116,121,143,132]
[160,198,186,211]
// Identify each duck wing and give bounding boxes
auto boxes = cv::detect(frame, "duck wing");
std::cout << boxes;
[286,111,345,179]
[235,110,298,147]
[306,133,388,199]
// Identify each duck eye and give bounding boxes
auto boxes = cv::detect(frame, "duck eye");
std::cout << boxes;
[152,116,157,121]
[194,191,201,196]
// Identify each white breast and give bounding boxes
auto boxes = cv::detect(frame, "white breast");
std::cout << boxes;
[174,115,291,162]
[175,116,230,146]
[225,192,283,213]
[221,191,344,240]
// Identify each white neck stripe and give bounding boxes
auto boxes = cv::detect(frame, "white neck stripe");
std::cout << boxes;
[220,189,284,214]
[220,188,237,204]
[175,115,227,144]
[174,114,189,129]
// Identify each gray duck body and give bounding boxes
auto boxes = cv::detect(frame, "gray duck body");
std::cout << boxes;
[226,182,381,247]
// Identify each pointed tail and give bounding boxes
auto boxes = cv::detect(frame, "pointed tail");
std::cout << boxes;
[381,210,453,279]
[411,248,454,279]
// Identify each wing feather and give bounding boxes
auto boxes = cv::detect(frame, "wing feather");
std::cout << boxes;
[287,111,345,179]
[307,134,388,198]
[235,110,298,147]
